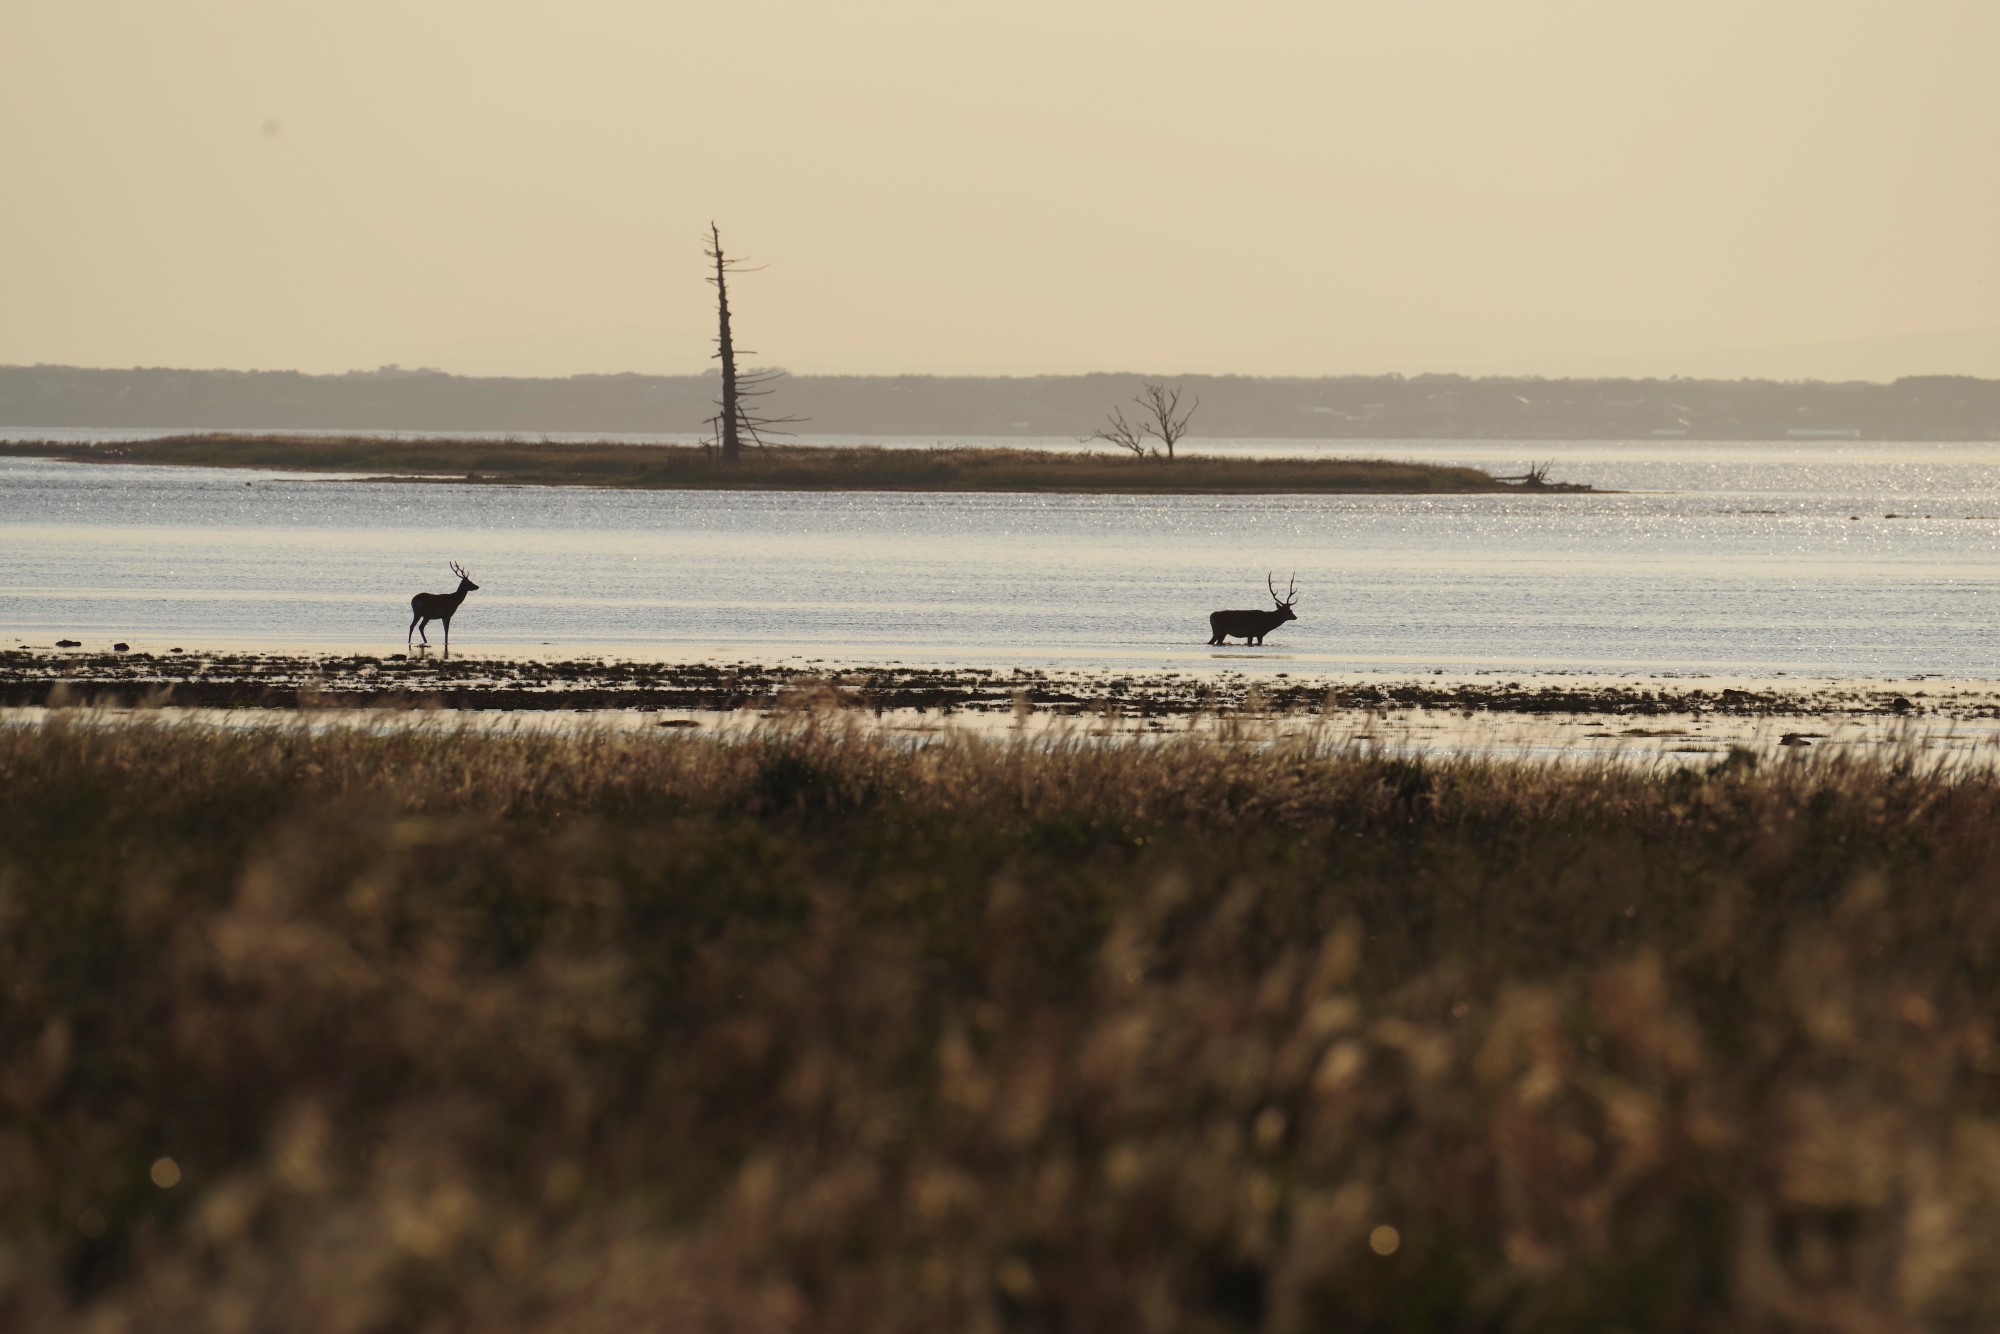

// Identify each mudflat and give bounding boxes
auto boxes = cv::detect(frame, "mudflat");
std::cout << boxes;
[3,647,1978,728]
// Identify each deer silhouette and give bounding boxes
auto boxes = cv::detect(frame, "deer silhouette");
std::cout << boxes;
[407,561,479,658]
[1208,572,1298,646]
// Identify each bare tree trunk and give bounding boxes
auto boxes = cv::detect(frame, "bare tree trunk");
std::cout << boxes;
[1138,382,1197,462]
[708,223,742,465]
[703,223,798,463]
[1088,382,1197,462]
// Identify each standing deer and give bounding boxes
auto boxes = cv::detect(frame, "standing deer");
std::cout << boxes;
[407,561,479,658]
[1208,572,1298,646]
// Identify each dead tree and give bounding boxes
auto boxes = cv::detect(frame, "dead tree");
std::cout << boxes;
[1496,460,1557,488]
[1085,381,1199,461]
[1137,381,1197,461]
[704,223,798,464]
[1085,404,1151,457]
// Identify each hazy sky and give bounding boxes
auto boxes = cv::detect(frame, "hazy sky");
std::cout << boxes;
[4,1,1997,379]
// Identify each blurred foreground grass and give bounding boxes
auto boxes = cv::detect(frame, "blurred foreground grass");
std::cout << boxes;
[4,718,1999,1331]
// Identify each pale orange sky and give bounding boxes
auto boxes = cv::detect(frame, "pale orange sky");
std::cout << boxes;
[3,1,1996,379]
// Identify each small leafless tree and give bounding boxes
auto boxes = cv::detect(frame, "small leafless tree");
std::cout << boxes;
[1084,381,1199,461]
[1085,405,1151,458]
[704,223,800,464]
[1138,381,1197,461]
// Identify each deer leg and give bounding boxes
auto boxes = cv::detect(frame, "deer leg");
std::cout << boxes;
[442,616,450,660]
[407,612,419,647]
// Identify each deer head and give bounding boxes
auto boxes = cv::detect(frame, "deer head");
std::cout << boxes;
[450,561,479,591]
[1268,571,1298,624]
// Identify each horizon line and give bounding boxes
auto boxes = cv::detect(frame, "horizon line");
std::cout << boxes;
[9,362,1998,389]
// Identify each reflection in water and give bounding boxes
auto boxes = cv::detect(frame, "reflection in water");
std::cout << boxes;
[2,444,1997,677]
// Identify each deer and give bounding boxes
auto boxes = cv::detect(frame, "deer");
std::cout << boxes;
[407,561,479,658]
[1208,572,1298,646]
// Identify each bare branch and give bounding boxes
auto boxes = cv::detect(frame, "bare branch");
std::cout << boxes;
[1084,405,1152,458]
[1135,381,1199,462]
[703,223,804,462]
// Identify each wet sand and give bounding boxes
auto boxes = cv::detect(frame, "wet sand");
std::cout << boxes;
[6,646,1996,760]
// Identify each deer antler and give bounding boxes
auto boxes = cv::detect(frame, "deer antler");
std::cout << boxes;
[450,561,468,579]
[1285,571,1298,606]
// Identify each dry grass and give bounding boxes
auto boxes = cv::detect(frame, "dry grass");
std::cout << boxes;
[1,435,1520,493]
[4,718,1999,1330]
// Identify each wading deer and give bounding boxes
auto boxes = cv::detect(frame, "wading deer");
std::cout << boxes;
[407,562,479,658]
[1208,572,1298,646]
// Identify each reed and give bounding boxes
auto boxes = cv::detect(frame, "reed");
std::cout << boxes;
[2,717,1995,1329]
[1,435,1533,493]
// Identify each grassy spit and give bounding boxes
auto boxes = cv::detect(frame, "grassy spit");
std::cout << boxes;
[4,719,1998,1330]
[0,435,1559,493]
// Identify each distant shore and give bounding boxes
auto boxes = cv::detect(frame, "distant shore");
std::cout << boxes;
[0,434,1592,494]
[7,364,1998,440]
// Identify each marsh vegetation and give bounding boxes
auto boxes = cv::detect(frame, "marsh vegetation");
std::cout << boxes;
[5,718,1999,1329]
[0,435,1539,493]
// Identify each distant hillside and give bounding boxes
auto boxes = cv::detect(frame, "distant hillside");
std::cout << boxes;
[5,364,2000,440]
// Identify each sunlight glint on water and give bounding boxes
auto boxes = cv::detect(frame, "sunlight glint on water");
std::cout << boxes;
[3,441,1998,676]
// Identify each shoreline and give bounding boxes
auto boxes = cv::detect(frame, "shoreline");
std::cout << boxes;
[6,647,1986,726]
[0,435,1594,494]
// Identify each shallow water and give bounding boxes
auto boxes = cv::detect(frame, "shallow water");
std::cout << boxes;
[4,438,1998,676]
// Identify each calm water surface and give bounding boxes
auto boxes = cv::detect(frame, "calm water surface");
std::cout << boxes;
[4,438,1998,677]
